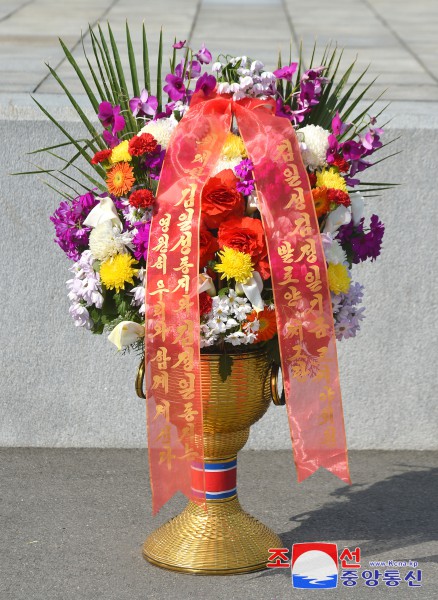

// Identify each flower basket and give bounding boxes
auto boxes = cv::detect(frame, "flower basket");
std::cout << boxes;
[21,24,395,574]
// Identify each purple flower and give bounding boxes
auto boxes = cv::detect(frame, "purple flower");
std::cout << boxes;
[326,134,340,164]
[195,43,212,65]
[331,112,349,137]
[132,221,151,261]
[143,146,166,179]
[175,60,201,80]
[173,40,186,49]
[163,73,186,101]
[341,140,365,162]
[129,89,158,118]
[234,158,254,178]
[338,215,384,263]
[50,192,98,261]
[102,130,120,149]
[195,73,216,95]
[273,62,298,81]
[97,102,125,134]
[236,179,255,195]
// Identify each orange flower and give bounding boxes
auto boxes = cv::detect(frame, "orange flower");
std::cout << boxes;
[106,162,135,196]
[312,186,330,217]
[247,308,277,342]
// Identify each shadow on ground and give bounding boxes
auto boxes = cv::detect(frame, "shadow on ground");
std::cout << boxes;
[253,465,438,579]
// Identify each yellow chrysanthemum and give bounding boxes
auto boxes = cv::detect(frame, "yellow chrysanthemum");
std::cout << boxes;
[100,253,138,293]
[327,263,351,295]
[221,132,247,160]
[110,140,132,163]
[316,167,347,192]
[214,247,253,284]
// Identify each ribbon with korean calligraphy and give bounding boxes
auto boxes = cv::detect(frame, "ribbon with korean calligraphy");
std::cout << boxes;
[145,92,350,515]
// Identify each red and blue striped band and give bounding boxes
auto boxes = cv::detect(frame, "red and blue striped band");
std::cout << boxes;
[191,458,237,500]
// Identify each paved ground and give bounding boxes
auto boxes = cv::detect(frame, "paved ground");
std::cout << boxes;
[0,0,437,102]
[0,449,436,599]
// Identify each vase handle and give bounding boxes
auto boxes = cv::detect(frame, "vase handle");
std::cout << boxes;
[136,356,146,399]
[270,362,285,406]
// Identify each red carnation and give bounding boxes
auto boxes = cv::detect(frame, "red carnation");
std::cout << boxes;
[327,188,351,207]
[129,188,155,209]
[201,169,244,229]
[128,133,158,156]
[91,149,112,164]
[332,153,350,173]
[199,292,213,316]
[199,226,219,269]
[308,172,317,187]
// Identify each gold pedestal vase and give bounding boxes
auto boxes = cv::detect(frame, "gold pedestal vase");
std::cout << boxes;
[137,348,285,575]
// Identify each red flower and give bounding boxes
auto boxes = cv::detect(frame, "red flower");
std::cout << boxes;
[199,292,213,316]
[308,172,317,187]
[91,149,112,164]
[199,226,219,269]
[201,169,244,229]
[129,188,155,209]
[332,153,350,173]
[218,216,267,261]
[327,188,351,207]
[128,133,158,156]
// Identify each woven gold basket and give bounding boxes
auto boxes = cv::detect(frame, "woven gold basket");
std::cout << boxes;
[138,347,283,575]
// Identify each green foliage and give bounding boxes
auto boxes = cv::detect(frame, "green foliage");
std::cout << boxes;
[16,22,164,197]
[278,44,396,195]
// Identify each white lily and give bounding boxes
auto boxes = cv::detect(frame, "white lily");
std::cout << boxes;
[108,321,144,351]
[198,273,216,296]
[83,196,122,231]
[350,192,365,225]
[236,271,264,312]
[323,205,351,235]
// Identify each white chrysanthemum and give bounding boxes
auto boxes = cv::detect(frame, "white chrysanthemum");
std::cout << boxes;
[139,115,178,149]
[324,239,347,265]
[89,222,134,262]
[298,124,330,171]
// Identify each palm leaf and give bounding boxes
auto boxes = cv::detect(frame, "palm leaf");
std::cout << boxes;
[126,21,140,97]
[59,37,100,113]
[89,25,113,102]
[44,63,104,151]
[156,28,163,111]
[142,22,151,91]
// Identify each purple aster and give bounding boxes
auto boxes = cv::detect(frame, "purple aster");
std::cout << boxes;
[195,73,216,95]
[273,62,298,81]
[50,192,98,261]
[173,40,186,49]
[129,89,158,118]
[195,43,212,65]
[132,221,151,261]
[97,101,125,134]
[163,73,186,101]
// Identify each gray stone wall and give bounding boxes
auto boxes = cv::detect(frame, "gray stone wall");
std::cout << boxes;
[1,98,436,449]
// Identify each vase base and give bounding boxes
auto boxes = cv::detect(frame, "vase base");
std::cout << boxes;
[143,496,282,575]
